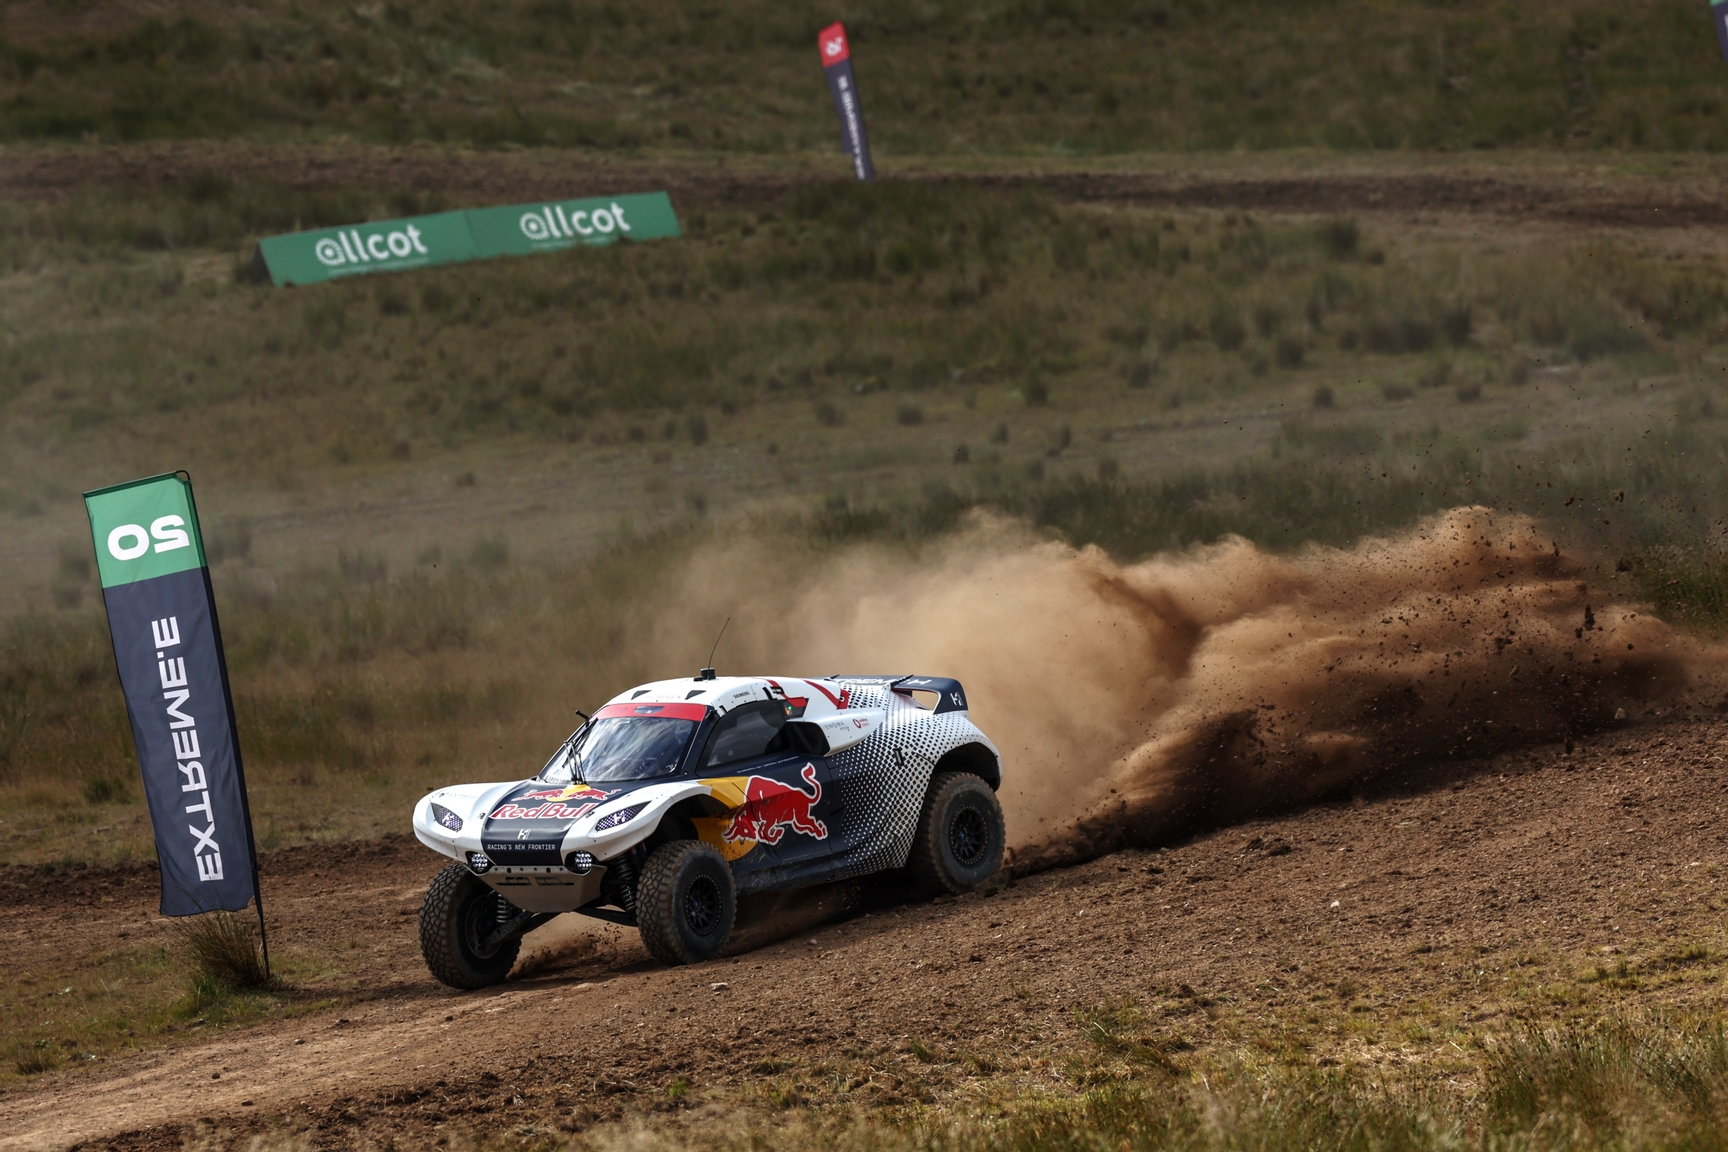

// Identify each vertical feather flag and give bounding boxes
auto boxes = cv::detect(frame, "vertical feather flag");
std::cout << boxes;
[818,22,875,181]
[84,473,267,960]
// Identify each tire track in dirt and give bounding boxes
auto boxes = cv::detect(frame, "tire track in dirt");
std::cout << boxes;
[4,143,1728,229]
[977,170,1728,229]
[6,710,1728,1149]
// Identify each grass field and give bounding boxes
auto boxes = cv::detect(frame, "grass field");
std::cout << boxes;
[8,180,1728,865]
[6,1,1728,154]
[11,3,1728,1145]
[6,178,1726,526]
[615,1009,1728,1152]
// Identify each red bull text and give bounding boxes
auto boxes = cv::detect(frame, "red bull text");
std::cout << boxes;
[490,801,600,820]
[492,783,611,820]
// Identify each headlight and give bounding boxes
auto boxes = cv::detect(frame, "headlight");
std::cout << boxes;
[466,851,492,875]
[429,802,463,832]
[566,851,595,874]
[593,804,646,831]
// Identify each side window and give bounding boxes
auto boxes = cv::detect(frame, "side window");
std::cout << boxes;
[784,722,829,757]
[701,702,788,770]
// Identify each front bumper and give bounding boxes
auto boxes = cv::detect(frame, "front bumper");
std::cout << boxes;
[479,863,609,914]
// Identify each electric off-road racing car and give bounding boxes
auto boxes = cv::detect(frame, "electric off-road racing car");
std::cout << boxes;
[412,673,1005,987]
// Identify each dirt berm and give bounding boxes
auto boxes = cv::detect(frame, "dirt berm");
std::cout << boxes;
[3,709,1727,1150]
[8,143,1728,230]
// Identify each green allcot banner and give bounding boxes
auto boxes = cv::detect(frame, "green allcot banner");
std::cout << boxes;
[466,192,680,257]
[251,192,680,287]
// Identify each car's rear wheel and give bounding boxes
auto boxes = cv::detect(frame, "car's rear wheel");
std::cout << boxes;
[420,862,522,989]
[636,840,737,966]
[907,771,1005,895]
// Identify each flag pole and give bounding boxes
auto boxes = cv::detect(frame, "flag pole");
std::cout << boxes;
[181,472,271,978]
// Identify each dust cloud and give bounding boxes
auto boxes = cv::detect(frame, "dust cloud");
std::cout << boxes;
[641,507,1716,871]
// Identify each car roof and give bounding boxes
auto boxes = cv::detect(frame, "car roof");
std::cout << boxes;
[602,675,852,717]
[597,673,972,721]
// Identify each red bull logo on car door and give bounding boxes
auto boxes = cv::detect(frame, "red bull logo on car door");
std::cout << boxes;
[698,764,829,861]
[723,764,828,844]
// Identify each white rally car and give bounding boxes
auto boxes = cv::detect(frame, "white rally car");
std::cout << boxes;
[412,672,1004,987]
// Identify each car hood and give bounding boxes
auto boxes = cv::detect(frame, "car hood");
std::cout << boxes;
[476,776,663,866]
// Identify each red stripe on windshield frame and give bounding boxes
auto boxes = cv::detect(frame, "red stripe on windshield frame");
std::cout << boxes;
[594,702,709,722]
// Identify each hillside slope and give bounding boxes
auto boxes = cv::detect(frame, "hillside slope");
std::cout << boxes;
[1,0,1722,152]
[3,708,1727,1150]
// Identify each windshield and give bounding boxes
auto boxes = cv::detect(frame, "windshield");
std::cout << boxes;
[540,716,698,784]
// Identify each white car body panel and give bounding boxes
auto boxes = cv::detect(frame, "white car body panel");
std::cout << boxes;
[412,672,1000,914]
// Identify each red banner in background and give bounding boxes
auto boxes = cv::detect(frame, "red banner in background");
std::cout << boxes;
[818,22,874,181]
[818,22,851,65]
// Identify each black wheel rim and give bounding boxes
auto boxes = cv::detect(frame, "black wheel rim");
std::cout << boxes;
[684,875,722,936]
[462,890,507,959]
[949,805,990,868]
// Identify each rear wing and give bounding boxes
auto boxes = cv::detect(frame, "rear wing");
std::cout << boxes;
[828,674,969,714]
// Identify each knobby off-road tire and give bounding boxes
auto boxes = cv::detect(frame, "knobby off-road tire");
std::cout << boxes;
[636,840,736,966]
[907,771,1006,895]
[420,862,522,990]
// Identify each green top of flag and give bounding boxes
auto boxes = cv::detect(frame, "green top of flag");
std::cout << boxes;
[83,473,207,588]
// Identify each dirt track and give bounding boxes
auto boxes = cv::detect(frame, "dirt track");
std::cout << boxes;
[4,709,1728,1150]
[7,142,1728,229]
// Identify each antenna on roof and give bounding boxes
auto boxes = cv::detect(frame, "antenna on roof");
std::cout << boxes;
[698,617,731,681]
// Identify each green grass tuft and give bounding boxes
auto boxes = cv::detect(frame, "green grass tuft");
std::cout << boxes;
[81,775,130,805]
[1485,1016,1728,1142]
[168,911,276,993]
[11,1040,57,1076]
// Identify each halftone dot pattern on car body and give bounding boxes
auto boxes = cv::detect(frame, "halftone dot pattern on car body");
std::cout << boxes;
[733,683,993,894]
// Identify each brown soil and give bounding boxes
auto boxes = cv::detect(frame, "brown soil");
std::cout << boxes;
[6,142,1728,228]
[0,143,789,214]
[991,170,1728,230]
[4,709,1727,1150]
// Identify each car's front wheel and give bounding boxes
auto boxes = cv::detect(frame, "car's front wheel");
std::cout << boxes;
[420,862,522,989]
[636,840,736,966]
[907,771,1005,895]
